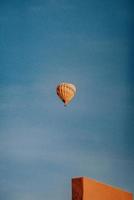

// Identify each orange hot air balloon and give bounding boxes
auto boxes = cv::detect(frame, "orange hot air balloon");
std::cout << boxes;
[56,82,76,106]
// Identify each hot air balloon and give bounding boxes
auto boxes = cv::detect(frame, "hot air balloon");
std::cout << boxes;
[56,82,76,106]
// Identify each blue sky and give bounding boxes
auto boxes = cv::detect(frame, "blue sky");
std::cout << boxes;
[0,0,134,199]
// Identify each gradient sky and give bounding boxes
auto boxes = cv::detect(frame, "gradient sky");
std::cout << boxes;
[0,0,134,199]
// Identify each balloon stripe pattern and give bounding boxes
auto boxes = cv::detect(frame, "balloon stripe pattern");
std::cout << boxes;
[56,82,76,106]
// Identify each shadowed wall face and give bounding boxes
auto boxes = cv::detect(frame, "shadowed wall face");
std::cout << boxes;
[72,177,133,200]
[72,178,83,200]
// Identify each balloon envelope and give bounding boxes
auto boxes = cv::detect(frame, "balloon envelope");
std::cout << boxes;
[56,82,76,106]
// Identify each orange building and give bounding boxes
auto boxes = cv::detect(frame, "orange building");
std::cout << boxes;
[72,177,133,200]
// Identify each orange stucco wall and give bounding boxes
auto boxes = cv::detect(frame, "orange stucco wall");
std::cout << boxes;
[72,177,133,200]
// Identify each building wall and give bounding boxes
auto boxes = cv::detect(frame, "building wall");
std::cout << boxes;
[72,177,133,200]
